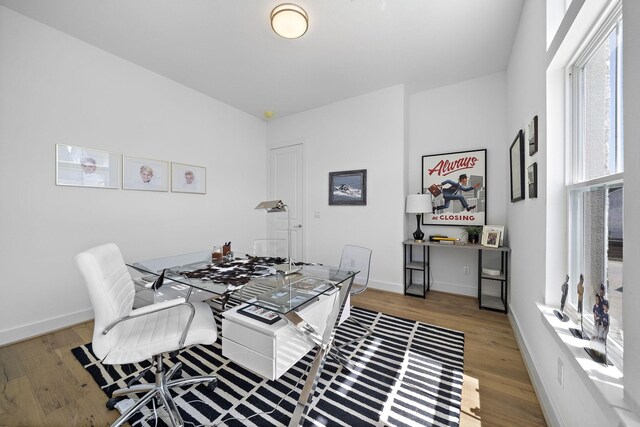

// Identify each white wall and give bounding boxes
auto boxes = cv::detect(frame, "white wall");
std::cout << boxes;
[507,0,640,425]
[0,6,267,345]
[266,86,406,291]
[408,72,509,296]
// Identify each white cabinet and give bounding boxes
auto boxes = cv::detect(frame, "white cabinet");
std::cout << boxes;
[222,293,336,381]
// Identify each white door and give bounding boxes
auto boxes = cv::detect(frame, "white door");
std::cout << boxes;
[268,144,304,262]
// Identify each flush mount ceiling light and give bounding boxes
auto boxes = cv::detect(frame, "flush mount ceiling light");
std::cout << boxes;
[271,3,308,39]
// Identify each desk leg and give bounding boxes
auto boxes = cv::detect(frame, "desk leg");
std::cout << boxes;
[285,277,354,427]
[288,343,330,427]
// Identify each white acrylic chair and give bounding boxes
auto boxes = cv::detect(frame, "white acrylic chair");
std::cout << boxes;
[252,238,287,258]
[339,244,372,297]
[335,245,373,358]
[75,243,218,427]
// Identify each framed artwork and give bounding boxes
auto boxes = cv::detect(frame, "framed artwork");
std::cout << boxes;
[528,162,538,198]
[422,149,486,226]
[171,162,206,194]
[237,304,281,325]
[481,229,501,248]
[510,130,525,202]
[329,169,367,205]
[122,155,169,191]
[528,115,538,155]
[482,225,504,247]
[55,144,119,189]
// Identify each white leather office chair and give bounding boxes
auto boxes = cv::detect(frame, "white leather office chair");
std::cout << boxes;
[75,243,218,427]
[336,245,373,351]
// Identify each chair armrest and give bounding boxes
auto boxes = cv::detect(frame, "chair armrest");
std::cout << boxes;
[130,297,186,316]
[102,297,196,348]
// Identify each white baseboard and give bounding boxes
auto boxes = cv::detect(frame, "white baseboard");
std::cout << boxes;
[369,279,478,297]
[0,308,94,346]
[430,280,476,297]
[508,306,560,427]
[368,279,403,294]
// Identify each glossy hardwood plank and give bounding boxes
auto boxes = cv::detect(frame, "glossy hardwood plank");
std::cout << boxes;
[0,289,545,426]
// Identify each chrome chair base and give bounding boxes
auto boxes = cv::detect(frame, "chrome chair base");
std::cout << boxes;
[331,314,374,370]
[110,354,217,427]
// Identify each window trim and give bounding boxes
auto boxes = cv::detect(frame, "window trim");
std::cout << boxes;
[566,4,623,367]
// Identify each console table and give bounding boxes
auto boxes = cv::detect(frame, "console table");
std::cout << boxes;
[403,240,511,313]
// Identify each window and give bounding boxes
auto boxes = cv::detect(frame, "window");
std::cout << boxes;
[568,8,623,357]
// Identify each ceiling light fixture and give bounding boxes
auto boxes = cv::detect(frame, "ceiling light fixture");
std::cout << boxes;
[270,3,308,39]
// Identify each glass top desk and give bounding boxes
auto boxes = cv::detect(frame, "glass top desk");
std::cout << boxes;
[126,250,357,314]
[127,249,358,426]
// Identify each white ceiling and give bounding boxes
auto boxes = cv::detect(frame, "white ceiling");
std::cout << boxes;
[0,0,524,119]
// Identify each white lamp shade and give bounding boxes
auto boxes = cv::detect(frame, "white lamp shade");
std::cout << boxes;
[406,194,431,213]
[271,4,308,39]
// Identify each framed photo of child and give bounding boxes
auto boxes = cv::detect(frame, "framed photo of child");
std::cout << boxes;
[171,162,206,194]
[55,144,119,189]
[122,155,169,192]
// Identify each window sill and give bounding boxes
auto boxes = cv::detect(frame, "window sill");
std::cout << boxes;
[537,303,639,424]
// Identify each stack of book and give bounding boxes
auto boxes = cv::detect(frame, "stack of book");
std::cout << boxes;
[429,235,459,245]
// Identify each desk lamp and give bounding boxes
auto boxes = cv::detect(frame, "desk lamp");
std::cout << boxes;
[406,194,431,242]
[255,200,300,275]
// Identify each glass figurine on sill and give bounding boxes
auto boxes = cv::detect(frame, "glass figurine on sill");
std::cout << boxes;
[569,274,589,340]
[554,274,569,322]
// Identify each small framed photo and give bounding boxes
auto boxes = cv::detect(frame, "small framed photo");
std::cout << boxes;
[510,130,525,203]
[55,144,119,189]
[237,304,281,325]
[528,115,538,156]
[122,155,169,191]
[171,162,206,194]
[528,162,538,198]
[482,225,504,247]
[329,169,367,206]
[481,229,501,248]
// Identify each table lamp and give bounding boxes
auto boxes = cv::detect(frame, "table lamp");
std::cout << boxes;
[255,200,300,275]
[406,194,431,242]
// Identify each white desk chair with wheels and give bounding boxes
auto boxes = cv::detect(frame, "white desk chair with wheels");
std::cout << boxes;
[76,243,218,427]
[335,245,373,360]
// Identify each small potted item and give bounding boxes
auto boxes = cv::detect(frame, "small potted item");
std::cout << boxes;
[461,225,483,244]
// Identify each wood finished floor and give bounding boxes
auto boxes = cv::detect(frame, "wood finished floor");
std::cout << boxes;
[0,289,546,426]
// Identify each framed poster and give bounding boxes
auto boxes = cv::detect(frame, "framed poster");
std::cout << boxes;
[510,130,525,202]
[422,149,486,226]
[329,169,367,205]
[171,162,206,194]
[55,144,119,189]
[528,162,538,198]
[122,155,169,191]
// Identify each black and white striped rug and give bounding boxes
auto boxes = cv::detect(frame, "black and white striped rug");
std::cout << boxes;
[72,307,464,426]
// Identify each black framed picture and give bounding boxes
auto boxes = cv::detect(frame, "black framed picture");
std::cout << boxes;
[329,169,367,205]
[422,149,486,226]
[528,115,538,155]
[528,162,538,198]
[510,130,525,202]
[237,304,281,325]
